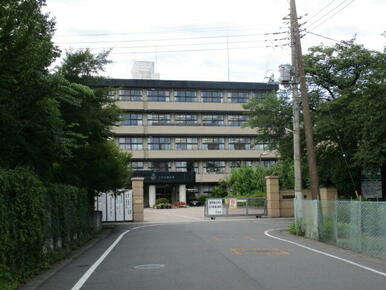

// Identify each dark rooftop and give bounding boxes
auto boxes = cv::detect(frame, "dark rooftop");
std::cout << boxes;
[94,78,278,91]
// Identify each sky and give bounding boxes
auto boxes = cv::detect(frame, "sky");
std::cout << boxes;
[45,0,385,83]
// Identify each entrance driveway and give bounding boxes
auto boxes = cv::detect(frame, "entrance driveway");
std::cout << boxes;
[144,206,266,223]
[144,206,206,223]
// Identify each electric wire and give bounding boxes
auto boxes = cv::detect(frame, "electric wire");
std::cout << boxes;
[305,0,338,22]
[109,43,290,55]
[306,0,355,31]
[59,37,289,51]
[56,31,288,45]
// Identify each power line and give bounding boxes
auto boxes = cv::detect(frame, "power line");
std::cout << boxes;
[305,30,344,43]
[305,0,338,22]
[109,43,290,55]
[59,37,289,51]
[56,31,288,45]
[55,24,273,38]
[307,0,355,31]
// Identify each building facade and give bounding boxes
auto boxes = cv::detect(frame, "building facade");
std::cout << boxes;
[99,79,279,207]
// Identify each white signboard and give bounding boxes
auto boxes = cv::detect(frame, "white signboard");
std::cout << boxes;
[207,199,223,215]
[95,190,133,222]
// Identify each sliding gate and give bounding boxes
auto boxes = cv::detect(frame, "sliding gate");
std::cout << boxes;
[204,197,266,219]
[95,190,133,222]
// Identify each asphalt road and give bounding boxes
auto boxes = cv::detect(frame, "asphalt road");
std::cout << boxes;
[37,219,386,290]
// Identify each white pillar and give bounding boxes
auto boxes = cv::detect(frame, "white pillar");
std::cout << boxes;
[179,184,186,203]
[149,185,156,207]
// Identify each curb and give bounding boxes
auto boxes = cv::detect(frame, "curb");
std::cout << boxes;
[18,227,115,290]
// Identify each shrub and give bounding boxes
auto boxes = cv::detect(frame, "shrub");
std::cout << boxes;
[199,195,209,206]
[0,168,95,289]
[154,203,172,209]
[155,198,170,205]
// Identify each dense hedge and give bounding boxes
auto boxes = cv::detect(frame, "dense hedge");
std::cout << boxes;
[0,168,94,289]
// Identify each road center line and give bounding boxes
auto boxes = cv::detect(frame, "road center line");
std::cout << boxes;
[71,225,158,290]
[264,228,386,277]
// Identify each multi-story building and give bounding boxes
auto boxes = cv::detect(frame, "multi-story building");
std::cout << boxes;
[98,79,279,207]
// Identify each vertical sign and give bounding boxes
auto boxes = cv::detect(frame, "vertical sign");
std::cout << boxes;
[124,190,133,221]
[207,198,223,215]
[95,191,133,222]
[115,193,124,221]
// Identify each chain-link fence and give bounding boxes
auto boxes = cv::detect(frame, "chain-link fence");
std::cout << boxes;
[294,199,386,259]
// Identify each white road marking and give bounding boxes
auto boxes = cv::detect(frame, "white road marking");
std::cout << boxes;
[264,228,386,277]
[71,225,158,290]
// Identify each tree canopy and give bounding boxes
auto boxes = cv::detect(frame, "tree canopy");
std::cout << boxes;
[0,0,131,195]
[245,41,386,196]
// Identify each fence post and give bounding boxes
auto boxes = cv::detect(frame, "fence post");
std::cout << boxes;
[265,176,280,217]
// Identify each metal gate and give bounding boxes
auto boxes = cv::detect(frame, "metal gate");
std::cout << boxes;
[204,197,266,219]
[95,190,133,222]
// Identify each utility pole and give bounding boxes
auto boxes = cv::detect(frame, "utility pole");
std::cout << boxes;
[290,0,320,199]
[290,41,302,200]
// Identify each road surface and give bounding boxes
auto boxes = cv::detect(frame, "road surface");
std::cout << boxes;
[36,219,386,290]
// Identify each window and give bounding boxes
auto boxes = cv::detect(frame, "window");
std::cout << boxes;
[118,137,143,150]
[204,161,226,174]
[175,90,197,102]
[147,89,170,102]
[229,91,249,103]
[252,91,266,101]
[227,114,249,126]
[131,162,144,171]
[107,90,117,99]
[118,89,143,101]
[202,114,224,126]
[176,161,187,172]
[148,161,172,172]
[201,91,223,103]
[255,142,269,150]
[230,161,242,169]
[147,113,171,125]
[228,138,253,150]
[202,138,225,150]
[120,113,142,126]
[175,138,198,150]
[147,137,171,150]
[175,114,198,125]
[230,160,258,169]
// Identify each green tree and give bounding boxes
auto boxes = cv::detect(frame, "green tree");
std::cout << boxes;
[245,40,386,196]
[53,49,131,194]
[0,0,70,174]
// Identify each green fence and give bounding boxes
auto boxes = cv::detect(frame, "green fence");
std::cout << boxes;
[294,199,386,259]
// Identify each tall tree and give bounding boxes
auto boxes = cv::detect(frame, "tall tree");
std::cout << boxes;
[245,41,386,196]
[0,0,71,175]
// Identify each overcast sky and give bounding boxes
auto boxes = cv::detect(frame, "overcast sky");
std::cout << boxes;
[45,0,385,82]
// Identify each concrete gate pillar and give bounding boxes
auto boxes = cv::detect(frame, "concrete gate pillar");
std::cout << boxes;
[132,177,144,222]
[265,176,280,217]
[149,185,156,208]
[179,184,186,203]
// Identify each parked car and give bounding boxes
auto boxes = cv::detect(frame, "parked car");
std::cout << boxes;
[188,199,200,206]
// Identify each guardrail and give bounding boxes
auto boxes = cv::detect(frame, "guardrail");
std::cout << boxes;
[204,197,266,219]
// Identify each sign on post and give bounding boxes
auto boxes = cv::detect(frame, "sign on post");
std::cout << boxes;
[207,198,223,215]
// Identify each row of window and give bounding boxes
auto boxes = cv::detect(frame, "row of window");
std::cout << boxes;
[131,160,276,173]
[118,137,269,151]
[120,113,249,127]
[109,89,266,103]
